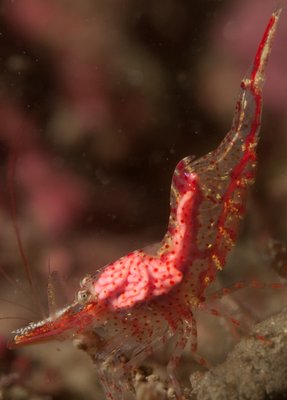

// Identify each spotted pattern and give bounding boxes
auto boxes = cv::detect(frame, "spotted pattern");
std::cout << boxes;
[9,11,281,400]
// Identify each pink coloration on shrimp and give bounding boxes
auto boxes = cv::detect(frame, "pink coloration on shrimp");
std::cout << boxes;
[93,173,198,308]
[8,10,281,400]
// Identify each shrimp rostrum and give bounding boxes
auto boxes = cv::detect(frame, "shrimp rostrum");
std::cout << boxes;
[9,10,281,400]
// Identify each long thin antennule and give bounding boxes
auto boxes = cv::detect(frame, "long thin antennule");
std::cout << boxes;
[7,151,45,318]
[0,265,22,290]
[0,265,33,302]
[0,316,31,322]
[0,297,38,316]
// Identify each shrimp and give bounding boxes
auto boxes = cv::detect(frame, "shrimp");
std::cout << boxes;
[8,10,281,400]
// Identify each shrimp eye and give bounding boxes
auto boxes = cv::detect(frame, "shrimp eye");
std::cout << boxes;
[77,289,91,304]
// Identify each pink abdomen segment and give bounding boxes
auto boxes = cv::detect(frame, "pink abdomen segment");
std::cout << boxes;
[93,10,280,309]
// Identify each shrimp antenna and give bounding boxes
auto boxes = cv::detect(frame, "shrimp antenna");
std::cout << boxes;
[0,316,31,322]
[7,151,45,318]
[0,265,34,305]
[0,297,38,316]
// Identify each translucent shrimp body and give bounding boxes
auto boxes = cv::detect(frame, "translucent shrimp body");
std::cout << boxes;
[9,10,280,400]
